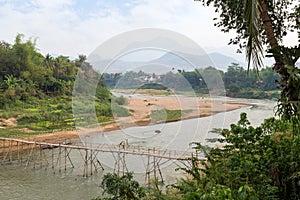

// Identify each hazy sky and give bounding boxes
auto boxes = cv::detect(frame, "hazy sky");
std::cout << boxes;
[0,0,297,64]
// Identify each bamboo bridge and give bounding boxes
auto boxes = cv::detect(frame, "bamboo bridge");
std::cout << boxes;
[0,137,205,183]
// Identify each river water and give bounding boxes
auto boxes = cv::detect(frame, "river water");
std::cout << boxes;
[0,98,276,200]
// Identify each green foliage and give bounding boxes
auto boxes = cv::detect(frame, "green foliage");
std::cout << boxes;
[276,65,300,119]
[113,96,128,106]
[94,172,146,200]
[91,114,300,200]
[101,73,122,88]
[0,34,115,135]
[199,0,298,61]
[139,83,168,90]
[150,109,191,123]
[111,103,131,117]
[223,64,280,99]
[199,0,299,117]
[173,113,300,199]
[103,64,280,99]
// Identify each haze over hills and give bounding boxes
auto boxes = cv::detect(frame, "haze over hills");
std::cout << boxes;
[89,51,244,74]
[150,52,244,71]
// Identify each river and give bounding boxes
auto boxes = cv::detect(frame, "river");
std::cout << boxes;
[0,98,276,200]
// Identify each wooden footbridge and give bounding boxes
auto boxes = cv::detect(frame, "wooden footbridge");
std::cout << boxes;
[0,137,205,183]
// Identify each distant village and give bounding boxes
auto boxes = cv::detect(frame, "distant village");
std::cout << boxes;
[137,73,161,83]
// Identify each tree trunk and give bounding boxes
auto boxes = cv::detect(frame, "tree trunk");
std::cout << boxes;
[258,0,286,76]
[258,0,299,117]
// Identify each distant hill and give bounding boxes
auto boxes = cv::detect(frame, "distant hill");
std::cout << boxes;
[90,51,244,74]
[150,52,244,71]
[208,52,245,70]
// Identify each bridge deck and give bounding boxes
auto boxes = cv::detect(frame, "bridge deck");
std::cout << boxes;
[0,137,205,161]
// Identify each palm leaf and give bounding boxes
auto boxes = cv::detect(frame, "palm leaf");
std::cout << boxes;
[244,0,264,71]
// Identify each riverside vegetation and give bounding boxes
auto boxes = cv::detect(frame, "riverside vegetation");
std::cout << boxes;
[0,34,129,138]
[94,113,300,200]
[103,64,280,99]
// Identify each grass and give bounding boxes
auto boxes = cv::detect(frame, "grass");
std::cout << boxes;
[150,109,192,123]
[112,89,172,96]
[111,103,131,117]
[0,95,116,138]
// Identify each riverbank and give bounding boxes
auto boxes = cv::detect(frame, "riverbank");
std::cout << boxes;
[18,96,249,143]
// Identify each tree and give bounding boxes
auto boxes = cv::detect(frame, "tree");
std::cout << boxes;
[223,63,247,87]
[199,0,300,117]
[94,172,146,200]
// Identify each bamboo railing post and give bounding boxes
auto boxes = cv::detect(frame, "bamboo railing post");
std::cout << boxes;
[58,144,61,173]
[20,141,23,166]
[26,144,34,168]
[84,149,88,177]
[66,149,74,168]
[64,146,67,171]
[17,141,19,164]
[51,147,54,171]
[90,149,93,176]
[39,144,42,169]
[33,143,36,169]
[1,141,3,162]
[9,140,12,163]
[2,140,6,165]
[153,148,157,179]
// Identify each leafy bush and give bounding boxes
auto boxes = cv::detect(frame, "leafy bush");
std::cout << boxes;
[94,172,146,200]
[150,109,191,123]
[111,103,130,117]
[139,83,168,90]
[175,113,300,199]
[113,96,127,105]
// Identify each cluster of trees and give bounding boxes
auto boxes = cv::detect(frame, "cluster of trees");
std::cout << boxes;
[0,34,111,108]
[103,63,280,99]
[0,35,115,131]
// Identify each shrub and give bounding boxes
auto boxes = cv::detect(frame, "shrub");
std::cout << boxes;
[94,172,146,200]
[114,96,127,105]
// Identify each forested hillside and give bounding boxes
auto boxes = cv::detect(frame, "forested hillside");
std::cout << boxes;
[0,35,114,136]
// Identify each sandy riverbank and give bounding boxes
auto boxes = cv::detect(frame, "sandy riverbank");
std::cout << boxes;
[22,95,250,143]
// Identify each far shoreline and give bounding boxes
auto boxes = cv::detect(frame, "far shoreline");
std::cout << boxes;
[21,94,251,143]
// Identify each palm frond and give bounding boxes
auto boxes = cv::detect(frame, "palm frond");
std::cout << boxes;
[244,0,264,71]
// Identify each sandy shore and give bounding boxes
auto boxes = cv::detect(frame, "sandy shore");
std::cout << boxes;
[22,95,250,143]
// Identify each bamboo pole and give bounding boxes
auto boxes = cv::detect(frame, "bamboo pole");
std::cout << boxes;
[84,149,88,177]
[58,144,61,173]
[17,141,19,164]
[2,141,6,165]
[25,144,34,168]
[1,141,4,163]
[39,144,42,169]
[66,149,74,168]
[90,149,93,176]
[9,140,12,163]
[20,141,23,166]
[42,150,49,170]
[51,147,54,171]
[33,143,36,169]
[64,146,67,171]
